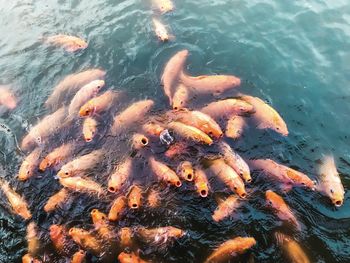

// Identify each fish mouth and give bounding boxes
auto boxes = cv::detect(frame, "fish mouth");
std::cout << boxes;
[334,200,343,207]
[240,192,247,198]
[200,189,208,197]
[186,173,193,181]
[175,180,182,187]
[108,186,117,193]
[85,137,92,142]
[131,203,139,209]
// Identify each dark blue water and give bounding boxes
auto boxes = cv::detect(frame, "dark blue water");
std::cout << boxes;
[0,0,349,262]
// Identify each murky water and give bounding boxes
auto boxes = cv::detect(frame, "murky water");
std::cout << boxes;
[0,0,350,262]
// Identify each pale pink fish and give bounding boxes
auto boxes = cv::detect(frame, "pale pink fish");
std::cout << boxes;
[57,150,104,178]
[240,95,288,136]
[0,85,17,109]
[180,74,241,95]
[45,69,106,109]
[21,107,67,151]
[225,115,246,139]
[172,83,192,110]
[162,50,189,105]
[249,159,314,191]
[153,18,173,42]
[317,155,345,207]
[200,99,254,121]
[152,0,174,14]
[68,80,105,118]
[59,176,103,195]
[108,158,133,193]
[110,100,154,136]
[44,34,88,52]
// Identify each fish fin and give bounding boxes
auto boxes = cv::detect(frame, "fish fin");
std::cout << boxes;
[281,183,293,193]
[169,34,176,41]
[274,231,288,245]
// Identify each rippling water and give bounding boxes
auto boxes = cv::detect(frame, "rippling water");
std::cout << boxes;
[0,0,350,262]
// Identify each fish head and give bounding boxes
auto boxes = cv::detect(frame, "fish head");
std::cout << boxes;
[49,224,63,241]
[265,190,280,209]
[328,188,344,207]
[242,171,252,183]
[39,157,52,172]
[91,209,107,224]
[79,101,95,117]
[18,161,32,180]
[91,79,105,93]
[73,38,88,51]
[57,167,72,178]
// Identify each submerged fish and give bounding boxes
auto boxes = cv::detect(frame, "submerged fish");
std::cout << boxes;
[44,34,88,52]
[49,224,71,256]
[59,176,103,195]
[118,252,149,263]
[162,50,189,105]
[108,196,127,221]
[44,188,69,213]
[204,236,256,263]
[0,85,17,110]
[69,227,103,255]
[82,117,98,142]
[26,222,40,256]
[275,232,310,263]
[240,95,288,136]
[39,142,75,172]
[212,195,240,222]
[149,156,182,187]
[108,157,133,193]
[265,190,300,230]
[45,69,106,109]
[152,0,174,14]
[21,107,66,151]
[180,74,241,95]
[110,100,154,136]
[317,155,345,207]
[71,250,86,263]
[225,115,246,139]
[136,226,185,245]
[249,159,314,191]
[22,254,41,263]
[200,99,254,121]
[0,179,31,220]
[153,18,173,42]
[147,189,161,208]
[57,150,103,178]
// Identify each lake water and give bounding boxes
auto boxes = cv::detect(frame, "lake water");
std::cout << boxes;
[0,0,349,262]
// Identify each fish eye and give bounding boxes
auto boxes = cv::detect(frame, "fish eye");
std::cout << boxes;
[26,170,30,175]
[330,189,334,194]
[302,182,305,185]
[97,86,100,89]
[233,186,237,190]
[277,127,280,130]
[86,110,90,114]
[65,172,69,175]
